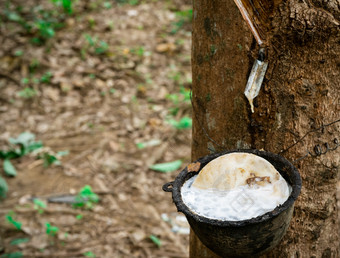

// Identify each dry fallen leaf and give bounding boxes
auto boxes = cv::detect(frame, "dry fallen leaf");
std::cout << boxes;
[156,43,176,53]
[95,78,106,89]
[43,87,60,102]
[148,118,162,127]
[187,162,200,172]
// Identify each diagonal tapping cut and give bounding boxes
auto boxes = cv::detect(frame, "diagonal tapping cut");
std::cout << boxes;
[231,0,279,112]
[232,0,280,46]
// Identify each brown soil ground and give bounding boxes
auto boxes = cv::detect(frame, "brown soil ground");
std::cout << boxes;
[0,1,192,257]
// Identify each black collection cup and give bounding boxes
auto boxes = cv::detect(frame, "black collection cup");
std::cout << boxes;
[163,149,302,257]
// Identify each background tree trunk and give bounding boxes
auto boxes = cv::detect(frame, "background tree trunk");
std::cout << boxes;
[191,0,339,257]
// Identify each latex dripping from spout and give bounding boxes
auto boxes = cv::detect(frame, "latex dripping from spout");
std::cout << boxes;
[244,48,268,113]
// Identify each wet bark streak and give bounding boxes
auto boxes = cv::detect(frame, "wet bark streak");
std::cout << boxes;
[191,0,339,257]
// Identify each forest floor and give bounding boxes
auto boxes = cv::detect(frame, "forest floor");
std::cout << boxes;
[0,1,193,257]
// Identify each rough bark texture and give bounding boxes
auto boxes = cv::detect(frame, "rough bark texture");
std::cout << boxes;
[191,0,339,257]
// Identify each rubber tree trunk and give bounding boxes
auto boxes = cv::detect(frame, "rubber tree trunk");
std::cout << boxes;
[191,0,340,257]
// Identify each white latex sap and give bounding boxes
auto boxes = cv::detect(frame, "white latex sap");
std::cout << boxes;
[181,153,291,221]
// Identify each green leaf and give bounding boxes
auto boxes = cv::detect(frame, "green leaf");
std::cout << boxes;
[83,251,96,257]
[33,199,47,208]
[166,93,179,104]
[73,185,99,209]
[31,37,42,45]
[129,0,139,5]
[33,198,47,214]
[45,222,59,236]
[3,159,17,176]
[6,11,23,22]
[0,176,8,198]
[20,78,29,84]
[45,27,55,38]
[149,235,161,248]
[6,214,22,230]
[0,150,20,160]
[84,34,96,46]
[177,116,192,129]
[40,71,53,83]
[57,150,69,157]
[149,160,182,173]
[42,153,60,167]
[9,132,35,146]
[76,214,83,220]
[26,141,43,153]
[103,2,112,9]
[169,107,179,116]
[0,252,23,258]
[136,139,161,149]
[179,86,191,102]
[14,50,24,57]
[95,41,108,54]
[167,117,192,129]
[9,132,42,157]
[0,151,5,159]
[10,238,29,245]
[62,0,73,14]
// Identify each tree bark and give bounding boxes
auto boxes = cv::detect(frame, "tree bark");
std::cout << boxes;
[191,0,339,257]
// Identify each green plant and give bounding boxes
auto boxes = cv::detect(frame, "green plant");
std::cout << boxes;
[40,71,53,83]
[10,238,29,246]
[14,50,24,56]
[1,132,42,173]
[179,86,191,101]
[95,41,109,54]
[149,160,182,173]
[42,153,59,167]
[103,2,112,9]
[171,9,192,34]
[129,0,139,5]
[4,1,72,45]
[84,34,109,55]
[45,222,59,236]
[34,19,55,39]
[115,0,139,5]
[3,159,16,177]
[0,132,43,198]
[40,150,68,167]
[17,87,37,98]
[6,211,22,230]
[33,198,47,214]
[168,70,181,82]
[149,235,161,248]
[0,177,8,199]
[167,116,192,129]
[136,139,161,149]
[88,17,96,28]
[166,86,191,115]
[83,251,96,258]
[21,78,29,84]
[0,252,23,258]
[131,46,145,57]
[29,59,40,74]
[51,0,73,14]
[3,9,25,26]
[73,185,99,209]
[76,214,83,220]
